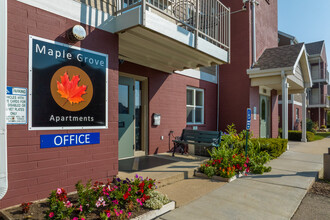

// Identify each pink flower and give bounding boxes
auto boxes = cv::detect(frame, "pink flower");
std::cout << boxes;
[72,217,78,220]
[49,212,54,218]
[56,188,62,195]
[136,198,143,206]
[112,199,119,205]
[128,187,131,192]
[81,218,85,220]
[79,205,83,212]
[244,164,247,168]
[65,201,73,208]
[96,201,101,207]
[127,212,132,218]
[106,212,111,218]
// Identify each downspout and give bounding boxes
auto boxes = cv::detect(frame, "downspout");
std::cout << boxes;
[251,0,258,66]
[0,0,8,200]
[217,65,219,131]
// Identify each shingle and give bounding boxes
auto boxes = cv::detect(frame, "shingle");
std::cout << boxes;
[305,41,324,55]
[253,43,304,70]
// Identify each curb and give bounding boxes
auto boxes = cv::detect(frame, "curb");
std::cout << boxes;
[131,201,176,220]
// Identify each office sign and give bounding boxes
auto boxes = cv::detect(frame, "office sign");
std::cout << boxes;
[29,36,108,130]
[6,86,27,124]
[246,108,251,130]
[40,132,100,148]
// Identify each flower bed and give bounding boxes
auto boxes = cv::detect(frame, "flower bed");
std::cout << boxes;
[196,124,273,179]
[0,175,172,220]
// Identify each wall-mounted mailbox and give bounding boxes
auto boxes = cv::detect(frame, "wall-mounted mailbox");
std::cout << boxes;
[153,113,161,126]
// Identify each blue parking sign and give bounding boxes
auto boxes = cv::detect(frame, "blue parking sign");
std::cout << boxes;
[246,108,251,130]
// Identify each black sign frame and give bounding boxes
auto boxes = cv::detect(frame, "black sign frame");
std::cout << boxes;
[28,36,108,130]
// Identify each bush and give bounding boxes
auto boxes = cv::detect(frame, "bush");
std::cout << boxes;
[306,118,317,134]
[321,125,327,129]
[250,138,287,159]
[144,191,170,210]
[288,130,314,142]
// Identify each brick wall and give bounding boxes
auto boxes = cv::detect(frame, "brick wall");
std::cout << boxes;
[219,0,278,136]
[119,62,218,154]
[1,0,119,208]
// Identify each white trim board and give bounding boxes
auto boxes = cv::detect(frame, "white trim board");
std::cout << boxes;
[278,100,302,106]
[175,69,218,84]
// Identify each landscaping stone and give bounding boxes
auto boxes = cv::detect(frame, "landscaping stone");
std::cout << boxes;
[131,201,175,220]
[193,169,245,183]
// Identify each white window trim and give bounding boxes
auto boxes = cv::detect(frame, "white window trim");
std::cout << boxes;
[186,87,204,125]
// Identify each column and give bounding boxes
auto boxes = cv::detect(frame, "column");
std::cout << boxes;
[282,72,289,139]
[301,89,307,142]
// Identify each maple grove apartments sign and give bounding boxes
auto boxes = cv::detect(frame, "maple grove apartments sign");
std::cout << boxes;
[29,36,108,130]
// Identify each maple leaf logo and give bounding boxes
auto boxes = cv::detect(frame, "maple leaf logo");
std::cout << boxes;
[56,72,87,106]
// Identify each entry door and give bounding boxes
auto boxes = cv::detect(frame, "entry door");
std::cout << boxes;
[260,95,270,138]
[119,76,135,159]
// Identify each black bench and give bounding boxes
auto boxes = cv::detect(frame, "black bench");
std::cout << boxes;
[172,129,222,157]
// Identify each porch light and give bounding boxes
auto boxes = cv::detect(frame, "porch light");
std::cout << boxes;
[67,25,86,42]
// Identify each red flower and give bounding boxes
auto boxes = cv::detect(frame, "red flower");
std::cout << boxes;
[148,184,152,189]
[140,194,150,203]
[123,191,131,200]
[139,182,145,188]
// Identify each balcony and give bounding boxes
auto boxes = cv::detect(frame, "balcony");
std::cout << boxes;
[310,65,329,84]
[308,88,330,108]
[115,0,230,73]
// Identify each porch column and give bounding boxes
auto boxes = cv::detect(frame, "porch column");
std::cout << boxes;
[301,89,307,142]
[282,72,289,139]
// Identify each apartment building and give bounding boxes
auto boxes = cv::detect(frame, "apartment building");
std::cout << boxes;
[219,0,311,140]
[278,32,329,129]
[306,41,329,127]
[0,0,230,208]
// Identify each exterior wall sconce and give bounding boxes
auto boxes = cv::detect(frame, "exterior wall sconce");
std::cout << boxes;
[67,25,86,42]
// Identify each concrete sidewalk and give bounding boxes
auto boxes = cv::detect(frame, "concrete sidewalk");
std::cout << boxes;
[158,138,329,220]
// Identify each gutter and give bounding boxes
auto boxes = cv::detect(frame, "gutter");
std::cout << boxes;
[0,0,8,200]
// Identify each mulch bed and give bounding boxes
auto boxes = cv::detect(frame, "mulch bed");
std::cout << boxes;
[309,179,330,197]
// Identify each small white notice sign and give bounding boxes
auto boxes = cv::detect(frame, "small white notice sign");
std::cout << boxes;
[6,86,27,124]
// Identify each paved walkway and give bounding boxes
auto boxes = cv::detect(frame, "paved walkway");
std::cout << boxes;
[158,138,329,220]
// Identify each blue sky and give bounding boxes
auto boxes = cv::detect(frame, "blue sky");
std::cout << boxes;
[278,0,330,64]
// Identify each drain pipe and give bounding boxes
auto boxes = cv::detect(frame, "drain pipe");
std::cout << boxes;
[251,0,259,66]
[0,0,8,200]
[217,65,219,131]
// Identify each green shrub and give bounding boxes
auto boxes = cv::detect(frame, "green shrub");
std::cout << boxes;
[144,191,170,210]
[250,138,287,159]
[288,130,314,142]
[321,125,327,129]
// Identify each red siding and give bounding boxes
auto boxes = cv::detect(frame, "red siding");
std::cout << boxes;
[1,1,119,208]
[119,62,218,154]
[219,0,278,137]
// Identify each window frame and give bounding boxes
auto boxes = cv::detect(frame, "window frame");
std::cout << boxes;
[186,86,204,125]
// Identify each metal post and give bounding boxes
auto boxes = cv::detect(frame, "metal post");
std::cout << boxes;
[245,130,249,156]
[195,0,199,48]
[281,71,289,139]
[301,89,307,142]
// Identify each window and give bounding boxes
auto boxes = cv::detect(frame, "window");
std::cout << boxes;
[186,87,204,124]
[296,108,299,120]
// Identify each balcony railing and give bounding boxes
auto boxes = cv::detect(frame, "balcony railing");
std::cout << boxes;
[308,92,330,107]
[116,0,230,52]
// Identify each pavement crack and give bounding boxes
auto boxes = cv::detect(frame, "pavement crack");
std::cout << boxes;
[244,178,311,190]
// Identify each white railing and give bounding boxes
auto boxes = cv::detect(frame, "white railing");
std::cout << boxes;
[116,0,230,51]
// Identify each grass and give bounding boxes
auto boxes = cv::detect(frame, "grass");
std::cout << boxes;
[313,132,330,141]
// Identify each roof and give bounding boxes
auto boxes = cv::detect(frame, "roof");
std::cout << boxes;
[305,41,324,55]
[253,43,304,70]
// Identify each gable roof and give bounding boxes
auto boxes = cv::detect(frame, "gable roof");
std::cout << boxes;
[253,43,304,70]
[305,41,324,55]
